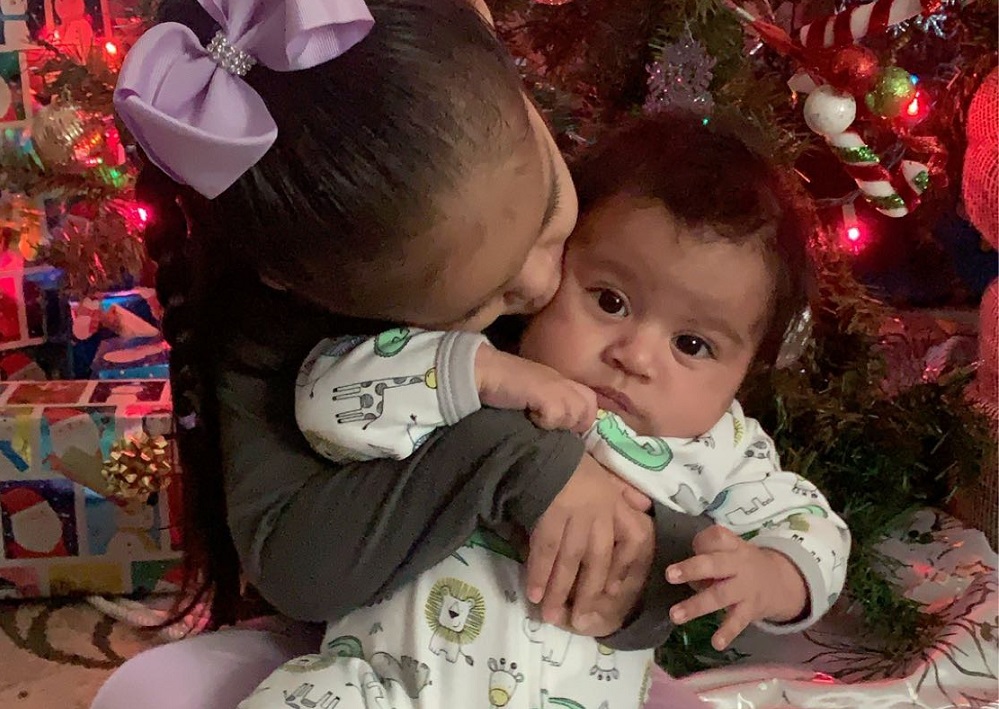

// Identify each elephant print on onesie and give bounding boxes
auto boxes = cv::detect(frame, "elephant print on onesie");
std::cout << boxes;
[424,577,485,667]
[523,618,573,667]
[704,477,777,528]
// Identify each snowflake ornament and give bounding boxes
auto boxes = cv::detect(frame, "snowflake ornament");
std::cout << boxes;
[644,30,716,116]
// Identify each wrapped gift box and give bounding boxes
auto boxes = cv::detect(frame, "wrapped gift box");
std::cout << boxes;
[0,379,182,599]
[0,265,69,352]
[70,288,162,378]
[92,336,170,380]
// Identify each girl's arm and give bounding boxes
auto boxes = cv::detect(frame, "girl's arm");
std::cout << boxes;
[223,368,574,621]
[220,364,708,648]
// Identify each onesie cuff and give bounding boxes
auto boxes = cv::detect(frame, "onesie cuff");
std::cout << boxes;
[750,536,827,634]
[436,332,488,424]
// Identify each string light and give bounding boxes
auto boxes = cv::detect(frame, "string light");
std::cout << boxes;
[902,87,931,124]
[110,200,153,233]
[840,202,869,254]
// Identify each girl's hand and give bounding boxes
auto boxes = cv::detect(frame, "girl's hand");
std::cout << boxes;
[665,525,808,650]
[476,345,597,434]
[525,455,652,627]
[571,510,654,637]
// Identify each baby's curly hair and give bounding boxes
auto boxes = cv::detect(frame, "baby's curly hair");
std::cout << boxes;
[571,111,816,367]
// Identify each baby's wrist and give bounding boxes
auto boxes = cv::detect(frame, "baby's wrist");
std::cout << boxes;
[475,345,519,405]
[760,548,808,622]
[474,343,496,396]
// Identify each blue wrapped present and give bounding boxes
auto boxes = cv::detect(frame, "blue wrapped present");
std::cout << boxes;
[91,336,170,380]
[70,289,161,378]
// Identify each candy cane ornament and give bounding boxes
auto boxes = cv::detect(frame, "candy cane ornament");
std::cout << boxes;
[798,0,943,49]
[725,1,933,216]
[827,131,929,216]
[804,86,929,217]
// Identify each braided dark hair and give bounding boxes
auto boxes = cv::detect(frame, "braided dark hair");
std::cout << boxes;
[139,0,528,626]
[137,166,240,626]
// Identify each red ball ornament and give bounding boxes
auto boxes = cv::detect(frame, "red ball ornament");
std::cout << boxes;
[825,46,880,95]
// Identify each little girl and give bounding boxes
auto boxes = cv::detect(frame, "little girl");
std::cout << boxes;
[241,114,850,708]
[97,1,711,707]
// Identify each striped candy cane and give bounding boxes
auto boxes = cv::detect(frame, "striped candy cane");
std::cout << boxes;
[798,0,937,49]
[827,131,929,216]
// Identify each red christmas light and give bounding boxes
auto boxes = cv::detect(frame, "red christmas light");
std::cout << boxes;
[110,200,153,233]
[897,86,931,127]
[840,203,870,254]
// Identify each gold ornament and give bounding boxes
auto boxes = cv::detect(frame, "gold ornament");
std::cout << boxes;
[31,100,107,169]
[101,430,173,502]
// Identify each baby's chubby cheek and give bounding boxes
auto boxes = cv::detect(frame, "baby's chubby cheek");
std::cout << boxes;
[649,399,729,440]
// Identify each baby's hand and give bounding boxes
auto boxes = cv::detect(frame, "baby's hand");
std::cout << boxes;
[476,345,597,434]
[665,526,807,650]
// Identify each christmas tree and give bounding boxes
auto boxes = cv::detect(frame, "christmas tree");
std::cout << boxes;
[0,1,152,296]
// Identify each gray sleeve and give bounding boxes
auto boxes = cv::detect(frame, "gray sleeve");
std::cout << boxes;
[436,331,486,424]
[219,366,583,623]
[600,501,712,651]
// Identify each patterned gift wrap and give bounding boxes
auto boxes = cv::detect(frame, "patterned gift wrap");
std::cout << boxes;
[683,510,998,708]
[70,288,162,378]
[0,379,182,599]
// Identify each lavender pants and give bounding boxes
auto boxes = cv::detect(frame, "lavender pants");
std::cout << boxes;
[90,624,707,709]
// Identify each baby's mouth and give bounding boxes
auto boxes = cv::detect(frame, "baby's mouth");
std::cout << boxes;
[592,386,635,417]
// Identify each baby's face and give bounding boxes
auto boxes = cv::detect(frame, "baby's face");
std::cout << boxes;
[520,195,773,437]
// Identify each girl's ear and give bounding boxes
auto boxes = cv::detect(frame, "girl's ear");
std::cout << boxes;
[258,272,289,292]
[468,0,495,27]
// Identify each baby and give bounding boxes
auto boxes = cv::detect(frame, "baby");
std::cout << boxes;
[243,113,850,709]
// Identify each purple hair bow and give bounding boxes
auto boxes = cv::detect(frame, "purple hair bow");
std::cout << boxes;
[113,0,374,199]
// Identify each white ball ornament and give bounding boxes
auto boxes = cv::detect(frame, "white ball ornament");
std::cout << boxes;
[803,85,857,137]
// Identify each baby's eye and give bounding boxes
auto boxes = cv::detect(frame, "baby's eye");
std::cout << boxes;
[595,289,629,317]
[673,334,714,359]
